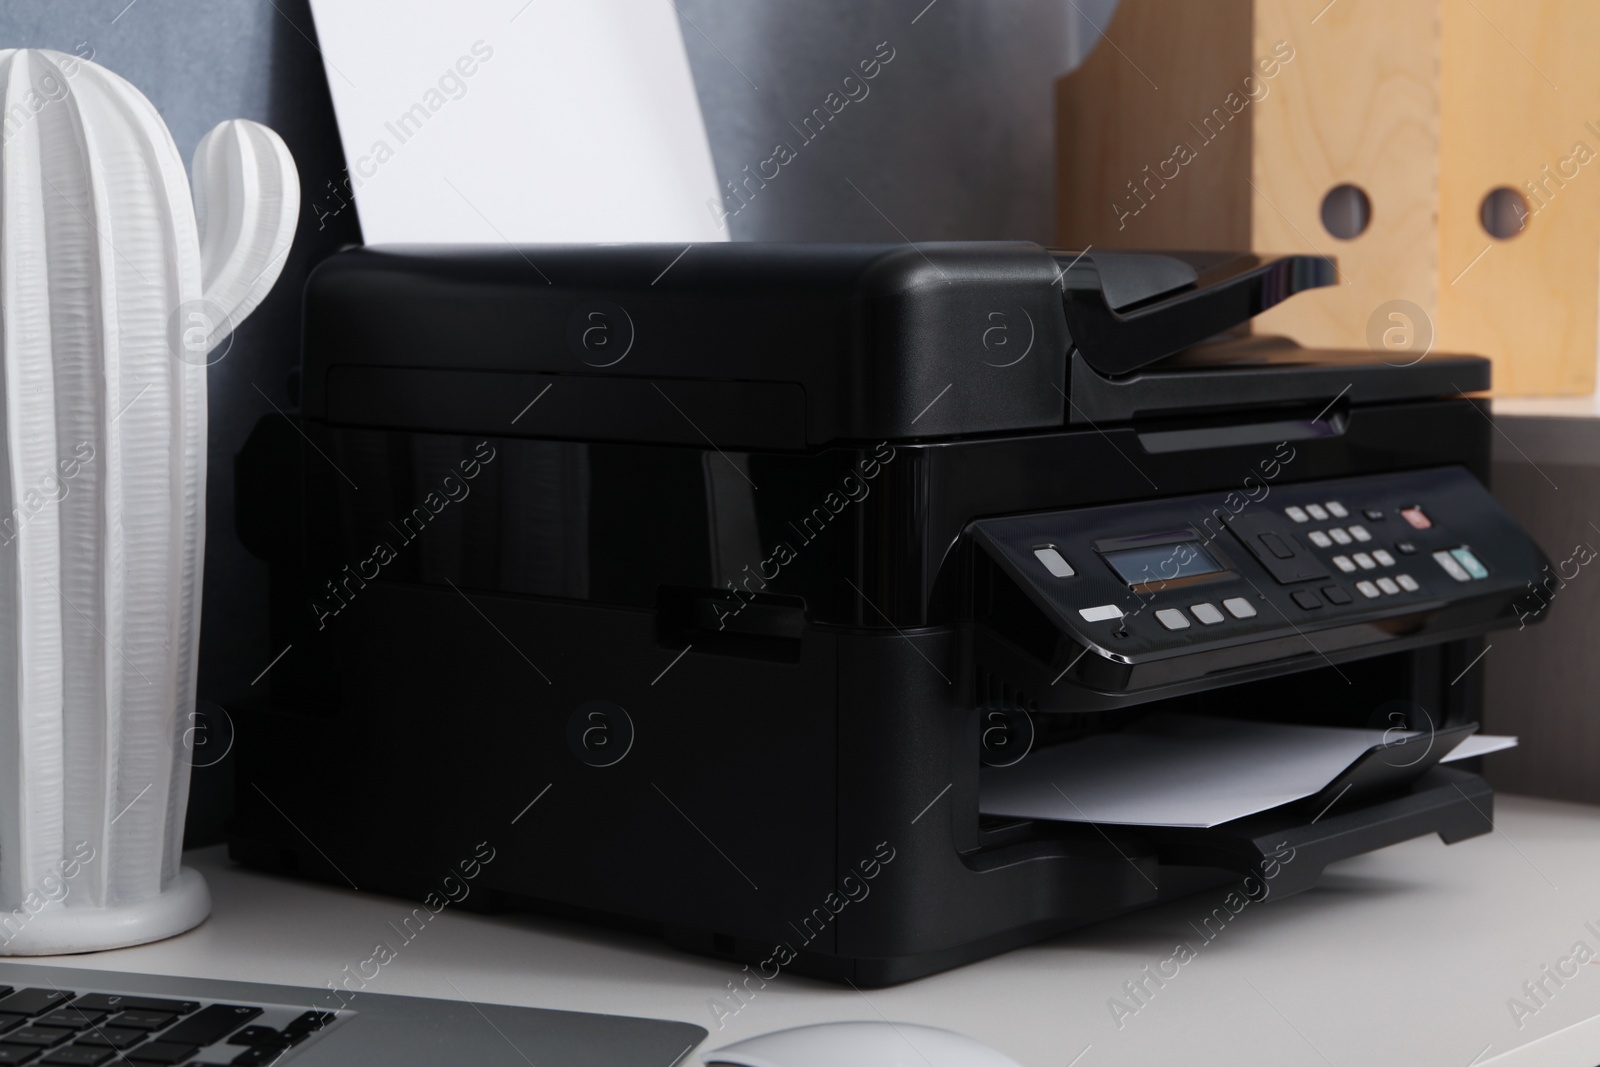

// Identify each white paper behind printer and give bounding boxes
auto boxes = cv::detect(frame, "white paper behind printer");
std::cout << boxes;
[306,0,726,243]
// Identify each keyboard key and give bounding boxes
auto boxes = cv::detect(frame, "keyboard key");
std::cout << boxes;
[107,1014,174,1033]
[5,1029,68,1048]
[33,1012,105,1032]
[0,994,73,1019]
[226,1027,283,1048]
[74,1028,147,1050]
[39,1046,114,1066]
[230,1045,290,1066]
[159,1006,261,1048]
[67,998,197,1019]
[0,1017,24,1036]
[123,1042,199,1065]
[281,1013,335,1038]
[0,1045,39,1064]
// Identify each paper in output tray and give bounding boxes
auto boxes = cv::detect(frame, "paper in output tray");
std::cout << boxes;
[978,714,1516,829]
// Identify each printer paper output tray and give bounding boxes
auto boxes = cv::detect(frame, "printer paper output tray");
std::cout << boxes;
[1133,766,1493,900]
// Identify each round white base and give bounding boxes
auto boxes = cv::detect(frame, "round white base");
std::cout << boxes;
[0,867,211,956]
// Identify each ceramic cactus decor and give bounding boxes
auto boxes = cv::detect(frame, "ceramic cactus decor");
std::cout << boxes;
[0,49,298,953]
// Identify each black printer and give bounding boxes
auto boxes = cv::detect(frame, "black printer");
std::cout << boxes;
[231,243,1549,985]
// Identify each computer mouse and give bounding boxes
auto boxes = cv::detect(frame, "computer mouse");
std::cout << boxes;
[700,1020,1024,1067]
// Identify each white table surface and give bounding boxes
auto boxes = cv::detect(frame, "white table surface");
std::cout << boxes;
[9,794,1600,1067]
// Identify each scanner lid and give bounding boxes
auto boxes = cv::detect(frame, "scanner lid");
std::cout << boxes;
[301,243,1484,449]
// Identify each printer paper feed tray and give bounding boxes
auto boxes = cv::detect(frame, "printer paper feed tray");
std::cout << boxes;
[968,466,1550,699]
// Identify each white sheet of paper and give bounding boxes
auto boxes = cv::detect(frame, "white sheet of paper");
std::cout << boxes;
[1439,732,1518,762]
[306,0,727,244]
[979,715,1516,829]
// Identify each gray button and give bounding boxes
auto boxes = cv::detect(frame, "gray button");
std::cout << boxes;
[1305,504,1329,521]
[1376,577,1400,595]
[1349,524,1373,543]
[1223,597,1258,619]
[1328,527,1353,545]
[1156,608,1191,630]
[1190,602,1225,625]
[1326,501,1349,518]
[1033,546,1075,577]
[1353,552,1377,570]
[1356,580,1381,599]
[1433,550,1472,582]
[1308,530,1333,548]
[1332,555,1357,573]
[1372,549,1395,567]
[1079,604,1125,622]
[1397,573,1420,592]
[1285,506,1309,523]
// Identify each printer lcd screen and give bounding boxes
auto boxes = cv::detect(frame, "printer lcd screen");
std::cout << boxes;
[1102,540,1224,588]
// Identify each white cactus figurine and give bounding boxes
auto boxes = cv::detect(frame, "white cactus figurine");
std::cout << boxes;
[0,49,298,953]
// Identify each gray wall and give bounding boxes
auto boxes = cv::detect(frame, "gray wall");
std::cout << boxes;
[1485,417,1600,805]
[0,0,1105,842]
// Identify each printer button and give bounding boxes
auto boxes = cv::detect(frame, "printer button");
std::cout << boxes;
[1396,540,1418,555]
[1258,532,1296,560]
[1348,524,1373,543]
[1450,546,1490,579]
[1331,555,1357,573]
[1328,527,1353,546]
[1284,506,1309,523]
[1222,597,1257,619]
[1433,550,1472,582]
[1305,504,1329,521]
[1325,501,1349,518]
[1307,530,1333,548]
[1401,506,1432,530]
[1376,577,1401,595]
[1353,552,1377,570]
[1032,546,1075,578]
[1356,580,1382,599]
[1322,585,1354,605]
[1079,604,1125,623]
[1189,602,1225,625]
[1291,590,1322,610]
[1364,508,1385,521]
[1371,549,1395,567]
[1397,573,1420,592]
[1155,608,1191,630]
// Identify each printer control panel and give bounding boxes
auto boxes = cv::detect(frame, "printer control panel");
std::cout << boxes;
[969,466,1547,691]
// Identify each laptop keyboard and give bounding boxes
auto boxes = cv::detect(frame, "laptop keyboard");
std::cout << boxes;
[0,985,339,1066]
